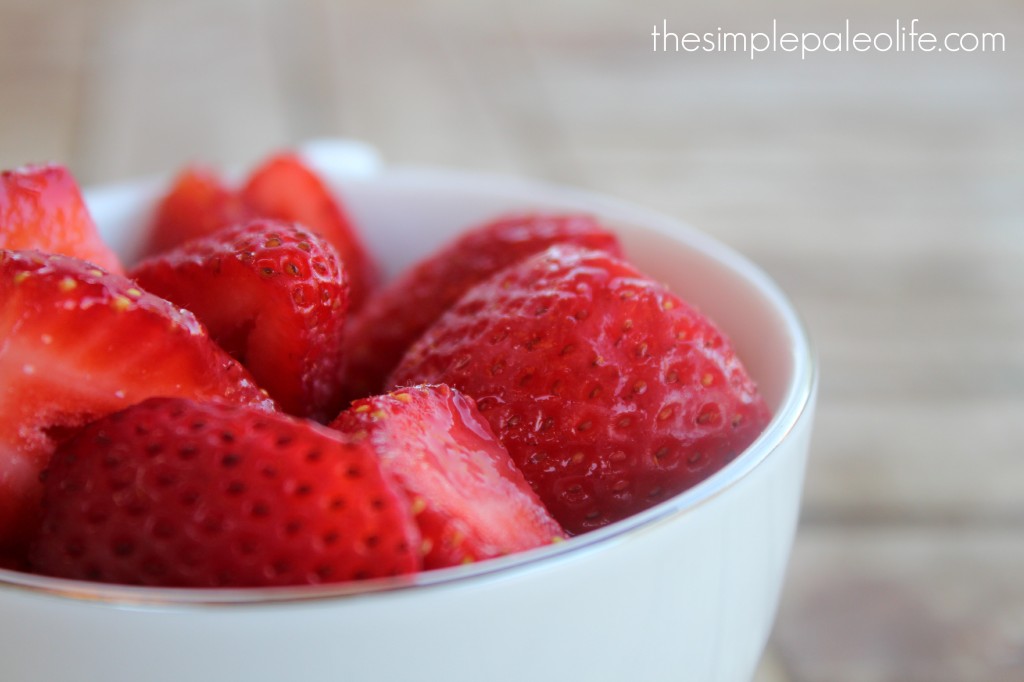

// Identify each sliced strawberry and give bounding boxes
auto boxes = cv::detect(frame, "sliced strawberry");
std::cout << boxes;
[142,166,250,258]
[332,384,565,569]
[131,220,349,422]
[342,214,623,400]
[0,164,123,274]
[28,398,421,587]
[242,153,376,310]
[389,245,772,535]
[0,250,273,551]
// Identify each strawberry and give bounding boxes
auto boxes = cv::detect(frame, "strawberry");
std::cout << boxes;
[0,549,29,572]
[242,153,377,309]
[0,164,123,274]
[142,153,376,310]
[0,250,273,551]
[131,220,349,422]
[342,214,622,400]
[143,166,249,257]
[388,245,772,535]
[28,398,421,587]
[331,384,565,569]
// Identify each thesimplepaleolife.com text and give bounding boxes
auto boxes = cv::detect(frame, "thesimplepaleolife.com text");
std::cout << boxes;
[651,19,1007,60]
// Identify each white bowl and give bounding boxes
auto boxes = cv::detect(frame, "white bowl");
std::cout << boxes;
[0,142,817,682]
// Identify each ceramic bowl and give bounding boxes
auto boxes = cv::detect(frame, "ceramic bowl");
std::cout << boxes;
[0,141,817,682]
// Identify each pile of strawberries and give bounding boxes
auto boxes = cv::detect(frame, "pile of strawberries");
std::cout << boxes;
[0,154,770,588]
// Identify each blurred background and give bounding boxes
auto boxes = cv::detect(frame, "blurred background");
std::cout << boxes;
[1,0,1021,679]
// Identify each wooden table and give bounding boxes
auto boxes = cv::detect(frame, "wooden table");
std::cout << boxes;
[2,1,1021,680]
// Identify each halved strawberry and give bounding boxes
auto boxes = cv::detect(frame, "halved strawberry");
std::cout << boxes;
[143,166,249,258]
[0,250,273,551]
[0,164,123,274]
[131,220,350,422]
[389,245,772,534]
[331,384,565,569]
[29,398,421,587]
[242,153,376,310]
[342,214,623,400]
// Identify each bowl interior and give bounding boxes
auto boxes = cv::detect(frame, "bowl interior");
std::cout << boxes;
[2,162,812,604]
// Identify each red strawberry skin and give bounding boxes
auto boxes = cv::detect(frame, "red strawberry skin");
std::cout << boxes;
[28,398,421,587]
[0,250,273,552]
[131,220,349,422]
[331,384,566,569]
[389,246,772,535]
[141,153,375,309]
[242,153,377,310]
[0,164,123,274]
[343,214,623,400]
[142,166,250,258]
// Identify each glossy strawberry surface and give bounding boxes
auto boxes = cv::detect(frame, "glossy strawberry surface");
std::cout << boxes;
[0,250,273,551]
[242,153,377,310]
[342,213,622,399]
[142,166,249,257]
[29,398,421,587]
[143,154,376,310]
[332,384,565,569]
[389,245,772,534]
[132,220,349,422]
[1,164,123,274]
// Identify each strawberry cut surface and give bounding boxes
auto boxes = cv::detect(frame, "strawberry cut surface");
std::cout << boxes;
[342,213,622,400]
[389,245,772,535]
[0,164,123,274]
[28,398,421,587]
[0,250,273,551]
[332,384,566,569]
[131,220,350,422]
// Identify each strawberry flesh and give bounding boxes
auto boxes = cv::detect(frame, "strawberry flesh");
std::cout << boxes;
[332,384,566,569]
[0,250,273,551]
[131,220,350,422]
[0,164,123,274]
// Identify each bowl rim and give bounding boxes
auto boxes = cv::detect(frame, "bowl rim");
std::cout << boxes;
[0,165,818,610]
